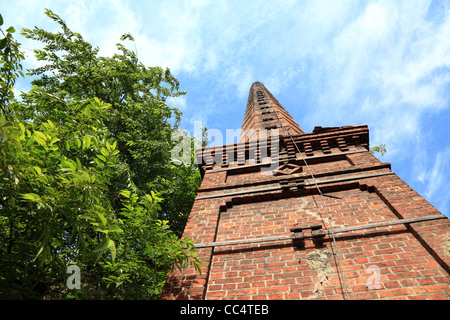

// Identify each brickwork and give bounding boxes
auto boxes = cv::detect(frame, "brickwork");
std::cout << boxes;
[161,82,449,300]
[240,82,304,142]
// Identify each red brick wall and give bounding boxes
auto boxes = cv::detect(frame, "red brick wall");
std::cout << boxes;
[161,103,449,300]
[205,187,449,300]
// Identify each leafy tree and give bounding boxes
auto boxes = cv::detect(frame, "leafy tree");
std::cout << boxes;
[19,9,200,235]
[0,10,202,299]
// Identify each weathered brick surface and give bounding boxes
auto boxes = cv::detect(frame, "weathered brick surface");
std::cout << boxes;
[160,82,449,300]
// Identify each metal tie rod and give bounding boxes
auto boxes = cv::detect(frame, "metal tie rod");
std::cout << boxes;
[192,214,446,248]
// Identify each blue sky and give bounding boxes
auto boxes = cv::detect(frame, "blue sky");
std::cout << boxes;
[2,0,450,217]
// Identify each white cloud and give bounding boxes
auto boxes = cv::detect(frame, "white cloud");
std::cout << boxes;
[417,148,450,216]
[296,1,450,162]
[225,67,255,99]
[63,1,88,34]
[3,0,450,215]
[157,1,450,178]
[424,149,449,199]
[263,68,299,96]
[167,95,187,111]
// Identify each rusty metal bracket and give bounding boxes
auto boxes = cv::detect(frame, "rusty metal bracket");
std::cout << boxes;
[290,223,321,233]
[291,223,324,242]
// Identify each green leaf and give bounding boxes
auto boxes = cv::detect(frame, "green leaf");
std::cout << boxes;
[1,130,7,143]
[95,237,116,262]
[110,240,116,262]
[0,13,3,26]
[34,136,46,147]
[33,233,50,263]
[100,147,109,157]
[95,237,110,252]
[21,193,41,202]
[94,228,109,234]
[93,97,101,105]
[84,136,91,149]
[0,38,6,50]
[61,160,76,171]
[144,194,153,203]
[6,26,15,34]
[108,225,123,233]
[46,120,55,128]
[96,154,106,162]
[96,211,107,226]
[18,122,25,133]
[75,158,82,171]
[93,157,104,168]
[120,190,131,198]
[34,166,42,175]
[106,141,113,152]
[34,131,47,141]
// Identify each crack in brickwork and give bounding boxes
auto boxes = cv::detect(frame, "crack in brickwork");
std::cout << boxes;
[305,247,334,299]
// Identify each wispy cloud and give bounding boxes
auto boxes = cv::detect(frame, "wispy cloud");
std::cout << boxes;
[415,147,450,216]
[3,0,449,216]
[291,1,450,159]
[425,149,450,198]
[146,1,450,128]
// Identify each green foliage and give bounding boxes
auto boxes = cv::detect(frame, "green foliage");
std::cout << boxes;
[20,9,198,236]
[0,13,25,120]
[369,144,387,157]
[0,10,202,299]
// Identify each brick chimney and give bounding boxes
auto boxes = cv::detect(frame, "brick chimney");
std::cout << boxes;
[161,82,449,300]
